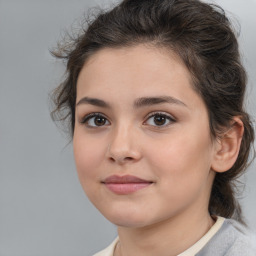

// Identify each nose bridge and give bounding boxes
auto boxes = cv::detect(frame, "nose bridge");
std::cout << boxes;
[110,121,134,151]
[107,120,141,163]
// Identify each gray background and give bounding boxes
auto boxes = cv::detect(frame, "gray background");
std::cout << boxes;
[0,0,255,255]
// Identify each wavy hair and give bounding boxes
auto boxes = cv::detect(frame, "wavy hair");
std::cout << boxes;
[51,0,255,223]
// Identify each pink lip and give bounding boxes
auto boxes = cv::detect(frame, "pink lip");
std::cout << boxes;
[103,175,153,195]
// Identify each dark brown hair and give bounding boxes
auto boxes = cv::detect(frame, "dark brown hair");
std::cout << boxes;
[51,0,255,222]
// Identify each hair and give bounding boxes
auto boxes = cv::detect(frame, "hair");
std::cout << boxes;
[51,0,255,223]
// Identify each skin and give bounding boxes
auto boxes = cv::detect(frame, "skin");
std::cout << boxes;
[73,44,237,256]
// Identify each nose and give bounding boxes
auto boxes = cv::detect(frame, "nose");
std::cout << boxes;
[107,124,142,165]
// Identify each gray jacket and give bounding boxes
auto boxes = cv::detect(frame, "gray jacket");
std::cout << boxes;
[197,219,256,255]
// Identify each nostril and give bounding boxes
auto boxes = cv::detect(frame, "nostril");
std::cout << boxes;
[124,157,133,161]
[109,156,134,163]
[109,157,115,162]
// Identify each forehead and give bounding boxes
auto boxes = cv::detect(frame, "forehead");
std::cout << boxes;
[77,44,195,96]
[75,44,210,130]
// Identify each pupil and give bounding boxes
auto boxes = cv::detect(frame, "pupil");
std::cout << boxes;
[154,115,166,125]
[95,116,106,126]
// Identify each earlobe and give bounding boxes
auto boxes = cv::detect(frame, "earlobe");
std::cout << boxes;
[211,117,244,173]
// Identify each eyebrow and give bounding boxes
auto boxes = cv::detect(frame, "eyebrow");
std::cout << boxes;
[76,96,187,108]
[134,96,187,108]
[76,97,110,108]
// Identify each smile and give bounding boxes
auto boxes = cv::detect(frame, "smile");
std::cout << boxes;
[102,175,153,195]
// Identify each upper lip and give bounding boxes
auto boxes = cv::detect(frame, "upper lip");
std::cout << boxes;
[103,175,152,184]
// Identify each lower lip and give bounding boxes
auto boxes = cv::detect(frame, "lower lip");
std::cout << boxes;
[104,183,152,195]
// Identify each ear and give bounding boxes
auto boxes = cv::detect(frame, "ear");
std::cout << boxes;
[211,117,244,173]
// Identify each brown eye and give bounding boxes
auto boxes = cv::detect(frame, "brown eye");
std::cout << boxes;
[154,114,167,126]
[145,112,176,127]
[94,116,107,126]
[81,113,110,127]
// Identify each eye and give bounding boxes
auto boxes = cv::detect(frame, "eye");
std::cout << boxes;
[144,112,176,127]
[80,113,110,127]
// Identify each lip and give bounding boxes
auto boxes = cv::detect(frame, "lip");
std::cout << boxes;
[102,175,153,195]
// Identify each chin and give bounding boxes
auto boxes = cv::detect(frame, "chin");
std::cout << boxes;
[100,208,152,228]
[111,217,150,228]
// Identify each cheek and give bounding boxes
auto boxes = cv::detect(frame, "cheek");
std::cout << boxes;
[73,131,105,181]
[144,132,213,213]
[146,126,213,185]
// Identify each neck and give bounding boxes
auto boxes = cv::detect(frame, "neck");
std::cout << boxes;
[115,210,215,256]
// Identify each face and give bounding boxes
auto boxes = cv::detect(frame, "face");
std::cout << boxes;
[73,45,217,228]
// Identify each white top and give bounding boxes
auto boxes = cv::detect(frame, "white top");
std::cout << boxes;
[93,216,225,256]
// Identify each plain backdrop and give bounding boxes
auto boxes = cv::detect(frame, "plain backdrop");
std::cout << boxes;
[0,0,255,255]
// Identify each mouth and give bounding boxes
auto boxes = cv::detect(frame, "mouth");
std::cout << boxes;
[102,175,153,195]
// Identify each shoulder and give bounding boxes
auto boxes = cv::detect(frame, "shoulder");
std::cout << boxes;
[224,219,256,255]
[197,218,256,256]
[92,238,119,256]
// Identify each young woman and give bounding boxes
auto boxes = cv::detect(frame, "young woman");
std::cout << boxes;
[51,0,255,255]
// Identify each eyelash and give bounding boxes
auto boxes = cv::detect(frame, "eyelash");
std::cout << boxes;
[80,112,110,127]
[80,112,176,128]
[143,112,176,128]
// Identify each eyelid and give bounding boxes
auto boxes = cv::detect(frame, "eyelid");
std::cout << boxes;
[79,111,176,128]
[145,111,176,120]
[80,112,111,126]
[143,111,176,126]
